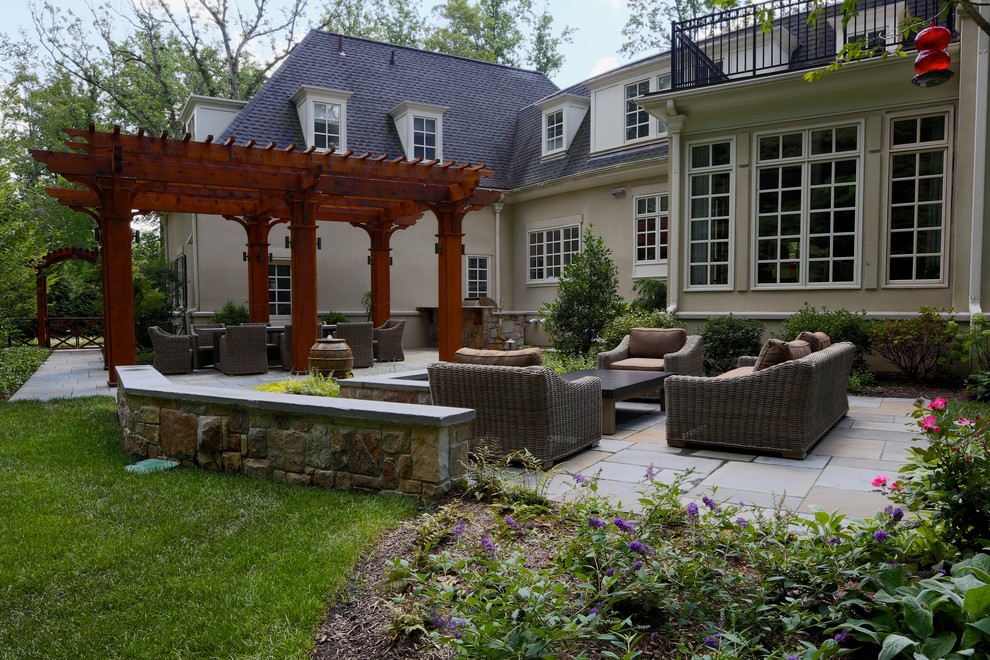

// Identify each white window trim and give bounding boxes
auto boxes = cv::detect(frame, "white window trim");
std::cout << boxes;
[389,101,447,162]
[684,138,735,291]
[465,255,491,299]
[882,106,953,289]
[526,216,583,285]
[624,79,652,144]
[543,109,565,156]
[290,85,352,152]
[633,193,669,265]
[536,94,590,158]
[268,261,292,317]
[749,121,864,290]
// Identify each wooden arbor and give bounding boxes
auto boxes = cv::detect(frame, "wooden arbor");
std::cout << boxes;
[32,126,499,384]
[34,247,100,348]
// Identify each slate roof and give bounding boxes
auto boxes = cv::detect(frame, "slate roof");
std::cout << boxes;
[219,31,560,189]
[219,30,668,193]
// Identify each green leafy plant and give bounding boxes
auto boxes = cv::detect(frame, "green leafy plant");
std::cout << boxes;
[951,312,990,400]
[630,279,667,311]
[780,303,873,372]
[539,227,624,356]
[877,397,990,553]
[0,346,50,397]
[541,348,597,373]
[321,310,349,325]
[361,291,372,320]
[211,300,249,327]
[599,309,680,351]
[698,314,765,376]
[254,371,341,397]
[825,554,990,658]
[870,307,958,382]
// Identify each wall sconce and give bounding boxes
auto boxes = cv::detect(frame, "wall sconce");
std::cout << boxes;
[132,230,141,243]
[435,243,441,254]
[317,237,322,250]
[284,236,291,248]
[242,251,247,262]
[610,188,626,198]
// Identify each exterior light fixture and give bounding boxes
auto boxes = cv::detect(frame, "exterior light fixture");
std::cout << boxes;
[912,22,954,88]
[610,187,627,198]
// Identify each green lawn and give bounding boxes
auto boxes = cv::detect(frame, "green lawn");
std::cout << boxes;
[0,396,419,659]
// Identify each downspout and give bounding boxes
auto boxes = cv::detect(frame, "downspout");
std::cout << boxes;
[493,200,504,307]
[969,9,989,315]
[664,100,688,314]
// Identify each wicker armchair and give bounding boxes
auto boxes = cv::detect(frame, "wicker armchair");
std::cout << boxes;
[373,320,405,362]
[148,326,194,375]
[280,324,294,371]
[597,328,704,376]
[334,322,374,368]
[215,324,268,375]
[190,323,223,368]
[665,342,855,459]
[427,362,602,468]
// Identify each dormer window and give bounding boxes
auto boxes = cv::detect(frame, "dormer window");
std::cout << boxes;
[536,94,589,158]
[390,101,446,161]
[545,110,564,153]
[413,116,438,160]
[625,80,651,142]
[291,85,352,151]
[314,102,341,149]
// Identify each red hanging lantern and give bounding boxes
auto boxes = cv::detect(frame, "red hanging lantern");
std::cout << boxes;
[912,22,954,87]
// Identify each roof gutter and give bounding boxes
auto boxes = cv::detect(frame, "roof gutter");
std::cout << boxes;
[969,10,988,316]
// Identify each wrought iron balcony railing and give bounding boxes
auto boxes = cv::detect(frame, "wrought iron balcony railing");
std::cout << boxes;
[671,0,956,90]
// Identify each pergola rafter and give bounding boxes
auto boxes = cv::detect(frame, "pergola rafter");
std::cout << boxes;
[31,125,498,383]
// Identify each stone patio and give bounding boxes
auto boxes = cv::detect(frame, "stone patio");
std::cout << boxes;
[9,348,923,518]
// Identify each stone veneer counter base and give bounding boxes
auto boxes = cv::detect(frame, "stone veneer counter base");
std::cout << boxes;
[115,365,475,498]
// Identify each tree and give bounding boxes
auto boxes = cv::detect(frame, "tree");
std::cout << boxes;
[539,228,624,357]
[424,0,572,76]
[621,0,721,57]
[323,0,426,48]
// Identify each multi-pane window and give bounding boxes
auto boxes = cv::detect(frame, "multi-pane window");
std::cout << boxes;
[625,80,651,141]
[545,110,564,153]
[314,102,340,149]
[466,256,490,299]
[269,263,291,316]
[687,142,732,287]
[173,254,187,309]
[634,195,669,263]
[528,225,580,282]
[888,113,949,283]
[656,74,671,135]
[755,125,859,286]
[413,116,437,160]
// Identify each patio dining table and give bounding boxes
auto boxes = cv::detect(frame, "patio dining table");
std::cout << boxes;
[196,326,286,368]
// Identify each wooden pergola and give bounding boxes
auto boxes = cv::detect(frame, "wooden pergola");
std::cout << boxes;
[32,126,499,384]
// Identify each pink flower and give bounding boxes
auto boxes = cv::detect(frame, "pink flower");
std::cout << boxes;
[889,482,902,491]
[957,417,974,426]
[928,397,947,410]
[921,415,941,433]
[871,475,888,488]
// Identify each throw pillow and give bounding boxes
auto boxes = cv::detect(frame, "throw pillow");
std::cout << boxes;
[628,327,687,358]
[753,338,788,371]
[785,339,812,360]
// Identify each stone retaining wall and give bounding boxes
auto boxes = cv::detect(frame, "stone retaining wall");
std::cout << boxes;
[115,366,474,498]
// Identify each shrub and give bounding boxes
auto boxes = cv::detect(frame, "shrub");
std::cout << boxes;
[780,303,873,371]
[950,312,990,400]
[212,300,249,326]
[539,228,624,356]
[541,349,596,374]
[698,314,765,376]
[630,279,667,311]
[321,311,349,325]
[870,307,957,382]
[0,346,50,396]
[599,309,680,351]
[877,397,990,553]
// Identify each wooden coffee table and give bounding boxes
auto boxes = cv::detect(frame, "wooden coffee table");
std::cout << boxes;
[561,369,671,435]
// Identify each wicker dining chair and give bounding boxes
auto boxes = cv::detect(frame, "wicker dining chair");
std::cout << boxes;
[148,326,194,375]
[373,320,405,362]
[215,324,268,375]
[334,322,374,368]
[190,323,223,368]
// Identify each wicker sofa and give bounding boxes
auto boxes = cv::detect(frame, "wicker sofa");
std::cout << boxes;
[665,342,855,459]
[427,361,601,468]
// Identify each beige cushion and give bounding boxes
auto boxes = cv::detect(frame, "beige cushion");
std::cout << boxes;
[454,347,543,367]
[715,366,756,379]
[610,357,665,371]
[795,331,832,352]
[754,338,813,370]
[628,328,686,359]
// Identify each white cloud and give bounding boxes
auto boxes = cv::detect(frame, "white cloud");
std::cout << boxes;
[589,56,619,78]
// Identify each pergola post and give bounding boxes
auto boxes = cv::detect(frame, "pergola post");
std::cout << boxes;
[36,273,49,348]
[435,204,467,362]
[99,183,137,385]
[286,191,319,373]
[228,215,279,324]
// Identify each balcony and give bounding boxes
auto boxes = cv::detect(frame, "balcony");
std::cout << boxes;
[671,0,955,90]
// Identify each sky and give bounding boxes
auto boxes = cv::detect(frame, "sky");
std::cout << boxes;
[5,0,638,89]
